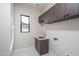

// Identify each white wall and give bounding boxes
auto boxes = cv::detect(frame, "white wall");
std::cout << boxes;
[0,3,11,55]
[14,4,42,49]
[41,3,56,14]
[43,18,79,56]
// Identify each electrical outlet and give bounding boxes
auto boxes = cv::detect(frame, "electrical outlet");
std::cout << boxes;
[54,37,58,41]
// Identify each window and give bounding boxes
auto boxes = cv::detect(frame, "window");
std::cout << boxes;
[21,15,30,33]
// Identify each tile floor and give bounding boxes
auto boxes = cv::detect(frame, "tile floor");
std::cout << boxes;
[12,47,56,56]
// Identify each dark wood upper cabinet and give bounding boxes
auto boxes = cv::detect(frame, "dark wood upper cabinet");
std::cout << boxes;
[65,4,78,16]
[54,3,65,21]
[39,4,56,24]
[39,3,79,24]
[63,3,79,20]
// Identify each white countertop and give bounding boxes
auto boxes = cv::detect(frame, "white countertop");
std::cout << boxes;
[35,36,49,40]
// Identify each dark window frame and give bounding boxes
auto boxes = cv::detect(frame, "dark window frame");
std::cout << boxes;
[20,14,30,33]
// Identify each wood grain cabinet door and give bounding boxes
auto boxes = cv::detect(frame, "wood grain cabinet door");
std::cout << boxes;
[39,4,57,24]
[53,3,65,22]
[45,3,65,23]
[40,39,49,55]
[43,11,50,24]
[39,14,45,23]
[65,3,79,17]
[42,7,55,24]
[39,11,49,23]
[48,4,57,23]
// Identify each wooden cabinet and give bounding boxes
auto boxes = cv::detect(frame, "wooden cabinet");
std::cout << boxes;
[65,4,78,16]
[35,38,49,55]
[39,14,44,23]
[54,3,65,22]
[39,3,79,24]
[39,4,57,24]
[39,3,65,23]
[63,3,79,20]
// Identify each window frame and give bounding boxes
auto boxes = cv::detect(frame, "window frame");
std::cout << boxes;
[20,14,30,33]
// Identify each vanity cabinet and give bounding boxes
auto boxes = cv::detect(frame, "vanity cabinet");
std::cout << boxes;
[35,37,49,55]
[39,3,79,24]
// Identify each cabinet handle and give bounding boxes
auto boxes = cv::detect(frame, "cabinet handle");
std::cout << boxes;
[66,14,69,16]
[64,13,69,17]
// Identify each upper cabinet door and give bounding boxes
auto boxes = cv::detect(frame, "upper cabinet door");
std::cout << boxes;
[45,3,65,23]
[39,5,56,24]
[54,3,65,21]
[65,3,79,17]
[39,12,46,23]
[45,4,57,23]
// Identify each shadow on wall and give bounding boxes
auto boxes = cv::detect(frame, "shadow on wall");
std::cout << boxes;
[42,18,79,31]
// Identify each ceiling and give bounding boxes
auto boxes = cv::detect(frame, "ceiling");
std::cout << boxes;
[15,3,54,9]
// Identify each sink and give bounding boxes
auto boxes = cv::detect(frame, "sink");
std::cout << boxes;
[38,36,44,39]
[35,36,48,40]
